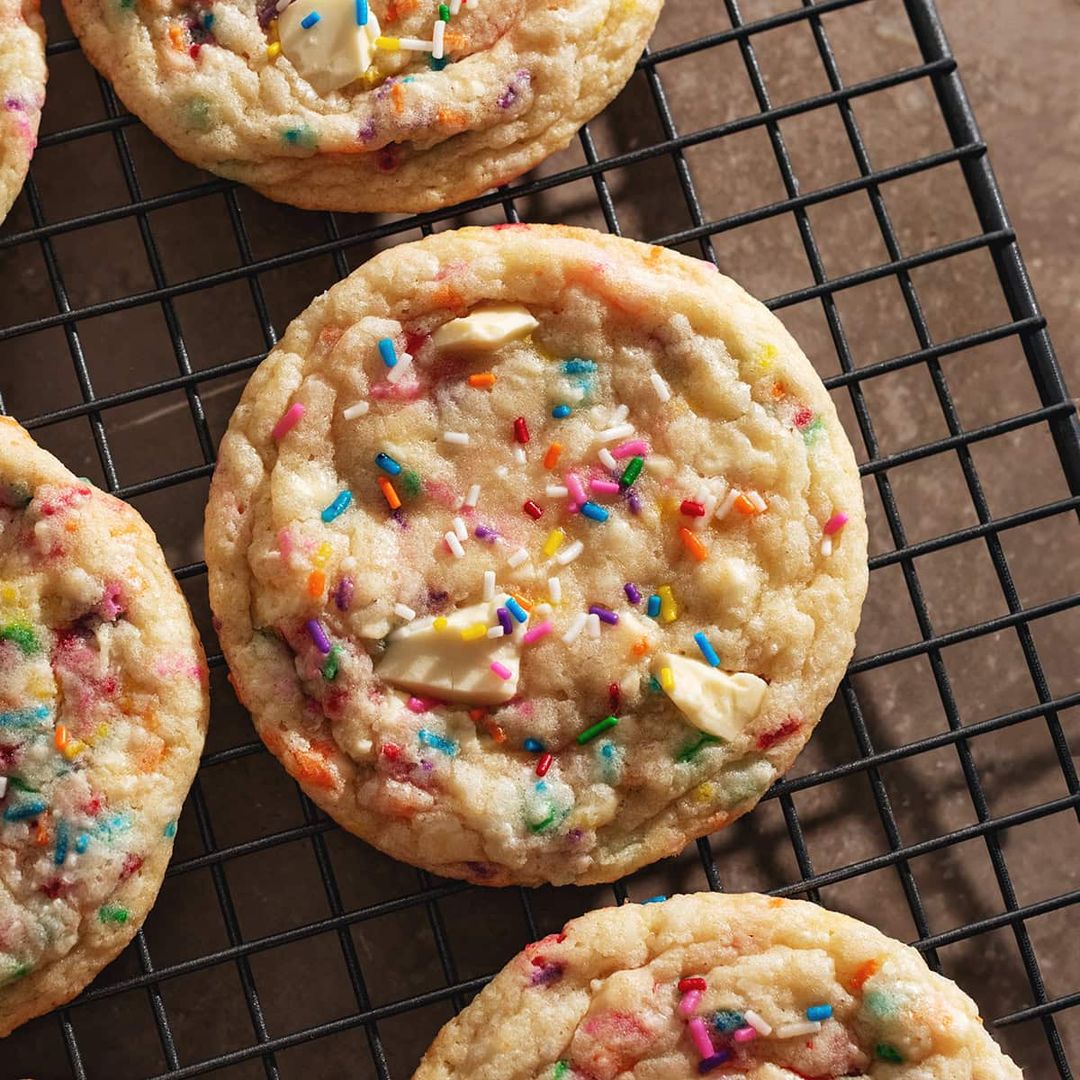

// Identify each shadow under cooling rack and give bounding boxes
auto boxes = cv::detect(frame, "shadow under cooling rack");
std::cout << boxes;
[0,0,1078,1077]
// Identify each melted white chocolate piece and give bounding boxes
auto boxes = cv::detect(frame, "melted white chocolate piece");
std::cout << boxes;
[431,304,539,351]
[652,653,767,740]
[278,0,380,95]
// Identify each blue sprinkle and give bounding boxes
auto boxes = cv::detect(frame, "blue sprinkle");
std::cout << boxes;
[523,738,544,752]
[505,597,528,623]
[693,631,720,668]
[163,821,177,839]
[534,781,548,794]
[429,55,449,70]
[75,833,90,854]
[321,490,353,523]
[375,452,402,475]
[378,337,398,368]
[0,705,49,728]
[201,11,214,27]
[300,10,320,28]
[3,799,47,822]
[563,358,596,374]
[551,404,571,419]
[807,1004,833,1022]
[355,0,368,23]
[418,729,458,756]
[647,594,661,618]
[580,501,609,523]
[642,895,667,904]
[600,742,615,758]
[54,821,69,866]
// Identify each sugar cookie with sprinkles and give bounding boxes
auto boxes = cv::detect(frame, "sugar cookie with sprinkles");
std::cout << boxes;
[60,0,662,212]
[0,418,209,1036]
[0,0,46,225]
[205,224,867,886]
[412,892,1023,1078]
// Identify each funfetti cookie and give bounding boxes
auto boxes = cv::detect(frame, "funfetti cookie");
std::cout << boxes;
[412,893,1023,1079]
[0,0,46,225]
[0,419,209,1037]
[205,224,867,887]
[60,0,662,213]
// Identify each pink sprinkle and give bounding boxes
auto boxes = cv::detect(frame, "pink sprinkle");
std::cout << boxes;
[490,661,512,680]
[612,439,650,459]
[732,1026,757,1043]
[589,479,620,495]
[277,527,293,556]
[678,990,702,1017]
[523,620,553,644]
[824,511,849,535]
[272,402,305,440]
[565,472,587,506]
[407,696,438,713]
[688,1017,714,1059]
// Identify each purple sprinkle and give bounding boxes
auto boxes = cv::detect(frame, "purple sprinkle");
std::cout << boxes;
[419,759,435,773]
[5,98,24,112]
[627,489,642,515]
[334,576,354,612]
[391,507,408,527]
[530,961,565,987]
[497,85,518,109]
[256,0,277,27]
[474,524,500,542]
[466,861,497,879]
[306,619,332,655]
[567,827,584,844]
[588,605,619,626]
[358,118,377,142]
[624,582,641,604]
[497,607,513,635]
[698,1050,733,1074]
[428,588,450,608]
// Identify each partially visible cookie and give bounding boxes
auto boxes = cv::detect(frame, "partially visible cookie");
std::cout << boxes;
[0,0,45,225]
[413,892,1023,1079]
[60,0,661,212]
[0,418,209,1037]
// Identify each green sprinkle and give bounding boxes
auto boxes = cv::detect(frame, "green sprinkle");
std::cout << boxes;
[322,645,341,681]
[116,0,135,10]
[619,456,644,488]
[402,468,422,496]
[1,962,31,986]
[184,95,214,132]
[864,989,897,1018]
[438,3,449,18]
[527,808,557,834]
[553,1063,570,1079]
[0,621,40,655]
[876,1043,903,1064]
[98,905,129,925]
[282,124,318,150]
[675,733,720,763]
[577,715,618,745]
[163,820,177,839]
[801,417,824,445]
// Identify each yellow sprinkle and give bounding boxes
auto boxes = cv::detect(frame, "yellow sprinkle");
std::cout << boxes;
[460,622,487,642]
[313,542,332,568]
[375,35,400,49]
[694,782,714,803]
[433,616,448,632]
[660,666,674,692]
[96,723,109,739]
[267,41,281,58]
[62,739,87,761]
[542,528,565,558]
[1,584,16,602]
[658,584,678,623]
[756,342,778,369]
[360,66,381,87]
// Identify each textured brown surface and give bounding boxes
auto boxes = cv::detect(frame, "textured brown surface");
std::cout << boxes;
[0,0,1077,1076]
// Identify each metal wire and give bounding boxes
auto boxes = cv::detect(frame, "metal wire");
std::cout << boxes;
[1,0,1077,1076]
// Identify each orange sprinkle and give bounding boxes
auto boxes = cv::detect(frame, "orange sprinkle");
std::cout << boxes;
[34,822,49,846]
[307,570,326,598]
[543,443,563,470]
[646,245,664,264]
[631,639,650,657]
[436,107,467,131]
[168,24,186,50]
[679,527,708,561]
[768,897,786,907]
[378,475,402,510]
[294,751,336,789]
[847,958,880,992]
[511,593,533,612]
[468,372,496,389]
[391,82,405,114]
[733,493,758,516]
[443,30,466,49]
[771,381,786,399]
[54,723,68,751]
[468,708,486,722]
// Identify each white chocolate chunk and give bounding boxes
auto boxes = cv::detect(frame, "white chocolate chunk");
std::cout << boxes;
[652,653,767,740]
[279,0,380,95]
[377,600,522,705]
[431,304,539,351]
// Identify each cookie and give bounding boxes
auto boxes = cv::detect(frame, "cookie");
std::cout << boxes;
[60,0,661,212]
[0,0,46,225]
[413,892,1022,1078]
[205,223,867,886]
[0,419,209,1037]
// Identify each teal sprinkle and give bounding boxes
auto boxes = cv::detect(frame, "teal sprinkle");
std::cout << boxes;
[0,705,49,728]
[0,621,40,655]
[95,812,133,839]
[184,96,214,132]
[54,821,69,865]
[864,989,897,1018]
[641,895,666,903]
[418,729,457,756]
[876,1043,903,1064]
[402,75,415,83]
[8,777,40,793]
[801,417,825,444]
[4,799,47,822]
[647,675,662,693]
[282,124,318,150]
[646,594,661,618]
[429,56,449,70]
[163,821,178,839]
[321,490,353,523]
[75,833,90,854]
[713,1010,743,1033]
[563,358,596,374]
[201,11,214,26]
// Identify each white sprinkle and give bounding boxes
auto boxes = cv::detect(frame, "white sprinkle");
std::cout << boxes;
[464,483,481,508]
[452,516,468,542]
[445,531,465,558]
[821,536,833,557]
[597,423,635,443]
[0,777,6,799]
[610,403,629,423]
[714,489,739,521]
[534,602,553,618]
[649,371,671,402]
[507,547,529,568]
[586,612,601,639]
[275,0,290,11]
[775,1020,822,1040]
[598,447,618,472]
[513,446,527,464]
[743,1010,772,1036]
[693,483,709,503]
[343,401,369,420]
[443,431,470,445]
[393,603,417,621]
[487,624,504,638]
[555,539,584,565]
[562,612,587,644]
[432,18,445,59]
[546,484,569,498]
[464,0,476,8]
[697,492,718,529]
[483,569,496,601]
[395,35,435,50]
[385,352,413,385]
[548,576,562,603]
[495,465,509,478]
[747,490,767,512]
[566,384,586,403]
[449,0,460,11]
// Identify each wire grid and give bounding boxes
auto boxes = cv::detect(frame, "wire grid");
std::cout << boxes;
[1,0,1078,1075]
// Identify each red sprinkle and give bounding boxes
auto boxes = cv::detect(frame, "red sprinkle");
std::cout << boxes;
[608,681,621,713]
[794,406,813,427]
[381,742,402,761]
[513,416,530,444]
[680,499,706,517]
[757,716,800,750]
[523,499,543,520]
[536,752,553,777]
[678,976,707,993]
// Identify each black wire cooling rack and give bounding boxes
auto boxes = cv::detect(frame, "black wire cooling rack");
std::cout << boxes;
[1,0,1078,1076]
